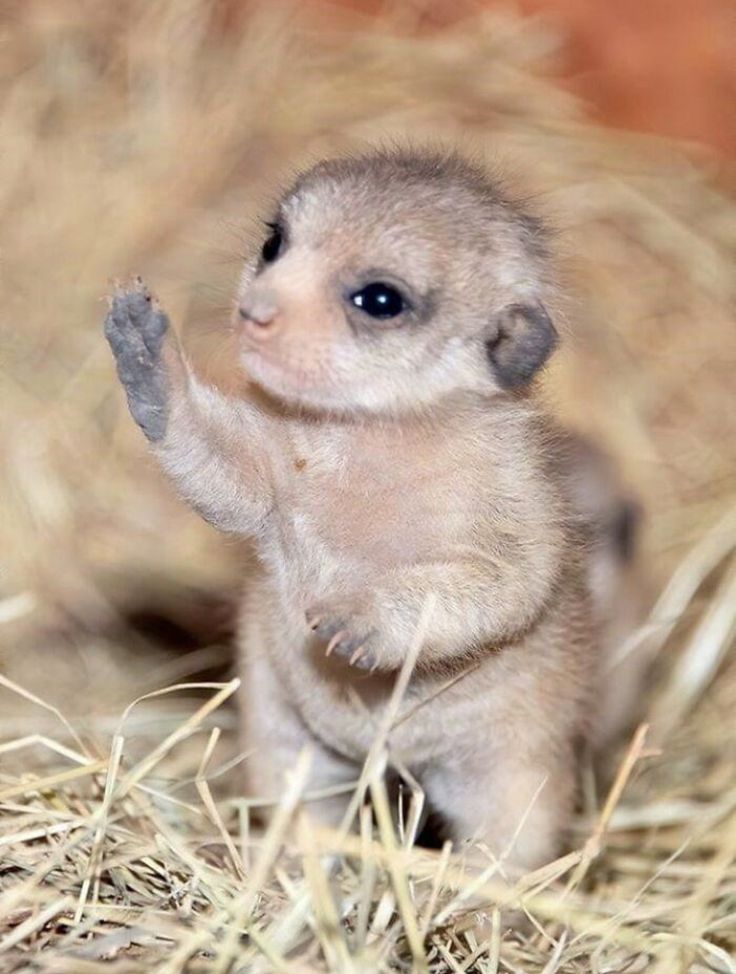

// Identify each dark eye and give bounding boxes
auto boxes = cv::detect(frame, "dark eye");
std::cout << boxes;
[261,224,283,263]
[350,282,406,319]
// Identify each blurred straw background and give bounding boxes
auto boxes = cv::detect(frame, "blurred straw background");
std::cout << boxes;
[1,1,735,970]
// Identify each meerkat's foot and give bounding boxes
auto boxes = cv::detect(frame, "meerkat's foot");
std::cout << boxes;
[104,278,173,442]
[305,596,382,671]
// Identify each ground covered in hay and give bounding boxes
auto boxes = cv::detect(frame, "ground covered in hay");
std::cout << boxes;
[1,2,735,971]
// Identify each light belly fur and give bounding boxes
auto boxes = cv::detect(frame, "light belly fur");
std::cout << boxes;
[239,559,596,770]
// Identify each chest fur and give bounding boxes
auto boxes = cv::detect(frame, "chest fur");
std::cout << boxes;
[273,421,485,572]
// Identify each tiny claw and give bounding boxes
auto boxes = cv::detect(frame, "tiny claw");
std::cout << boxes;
[349,644,367,667]
[307,612,323,631]
[325,630,347,657]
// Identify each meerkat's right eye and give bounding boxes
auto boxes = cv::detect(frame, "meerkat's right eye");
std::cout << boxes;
[350,282,406,319]
[261,223,284,263]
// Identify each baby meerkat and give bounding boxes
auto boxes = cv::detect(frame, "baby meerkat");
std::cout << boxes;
[105,149,639,873]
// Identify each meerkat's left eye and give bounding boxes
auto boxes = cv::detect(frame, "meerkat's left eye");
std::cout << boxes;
[261,223,284,263]
[350,282,406,319]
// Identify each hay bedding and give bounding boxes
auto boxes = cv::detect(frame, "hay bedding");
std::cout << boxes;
[1,1,735,970]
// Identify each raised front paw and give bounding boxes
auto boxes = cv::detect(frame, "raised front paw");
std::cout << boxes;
[104,278,172,442]
[305,595,384,671]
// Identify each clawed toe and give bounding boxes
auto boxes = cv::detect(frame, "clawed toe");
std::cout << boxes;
[106,281,168,357]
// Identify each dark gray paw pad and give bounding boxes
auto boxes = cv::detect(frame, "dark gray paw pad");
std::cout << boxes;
[104,281,171,442]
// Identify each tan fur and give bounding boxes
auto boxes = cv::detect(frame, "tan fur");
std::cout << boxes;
[105,149,642,872]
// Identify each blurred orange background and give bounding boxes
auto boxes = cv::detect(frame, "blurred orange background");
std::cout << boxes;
[328,0,736,156]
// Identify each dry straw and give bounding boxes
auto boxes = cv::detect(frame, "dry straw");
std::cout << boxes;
[1,1,735,971]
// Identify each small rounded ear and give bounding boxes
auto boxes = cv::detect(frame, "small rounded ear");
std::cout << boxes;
[486,303,558,389]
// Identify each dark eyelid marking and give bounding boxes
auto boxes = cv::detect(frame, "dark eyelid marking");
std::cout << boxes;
[350,282,406,319]
[348,269,416,307]
[257,219,288,269]
[341,270,440,336]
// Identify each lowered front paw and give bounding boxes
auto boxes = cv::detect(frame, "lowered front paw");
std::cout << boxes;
[305,595,384,671]
[104,278,172,442]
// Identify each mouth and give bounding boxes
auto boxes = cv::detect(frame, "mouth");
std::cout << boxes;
[239,344,332,403]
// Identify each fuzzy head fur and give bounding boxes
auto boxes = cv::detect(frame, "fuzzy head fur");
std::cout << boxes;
[236,149,558,415]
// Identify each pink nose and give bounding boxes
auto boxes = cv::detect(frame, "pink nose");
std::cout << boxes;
[238,292,280,337]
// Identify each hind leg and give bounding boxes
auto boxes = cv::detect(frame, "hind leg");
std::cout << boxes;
[240,645,358,829]
[422,744,575,936]
[423,747,574,875]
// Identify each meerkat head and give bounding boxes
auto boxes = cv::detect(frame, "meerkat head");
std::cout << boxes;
[235,149,558,415]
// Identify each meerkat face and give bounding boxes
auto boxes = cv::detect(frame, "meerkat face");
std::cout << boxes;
[235,151,558,415]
